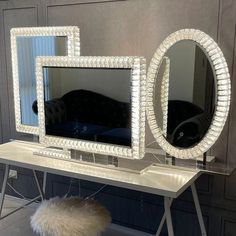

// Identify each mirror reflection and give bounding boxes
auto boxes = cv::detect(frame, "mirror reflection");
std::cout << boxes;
[156,41,215,148]
[17,36,67,127]
[36,67,132,147]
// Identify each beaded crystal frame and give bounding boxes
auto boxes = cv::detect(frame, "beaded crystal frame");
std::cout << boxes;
[11,26,80,135]
[146,29,231,159]
[160,57,170,137]
[36,56,146,159]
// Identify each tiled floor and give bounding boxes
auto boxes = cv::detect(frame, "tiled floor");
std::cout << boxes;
[0,196,144,236]
[0,196,37,236]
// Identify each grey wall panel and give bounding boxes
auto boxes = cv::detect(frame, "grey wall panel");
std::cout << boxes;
[45,0,220,146]
[225,171,236,200]
[52,179,209,235]
[196,174,212,195]
[0,0,235,235]
[46,0,219,62]
[222,219,236,236]
[220,0,236,200]
[0,2,38,141]
[46,1,143,56]
[212,0,236,164]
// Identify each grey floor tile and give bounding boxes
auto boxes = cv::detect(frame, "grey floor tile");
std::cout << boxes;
[0,195,132,236]
[0,196,37,235]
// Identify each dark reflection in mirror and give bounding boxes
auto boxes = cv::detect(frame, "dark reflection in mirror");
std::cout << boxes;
[160,41,215,148]
[17,36,67,126]
[35,67,132,147]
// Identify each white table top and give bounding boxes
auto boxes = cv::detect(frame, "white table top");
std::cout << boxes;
[0,141,201,198]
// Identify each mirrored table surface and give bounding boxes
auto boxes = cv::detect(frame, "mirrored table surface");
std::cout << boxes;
[0,140,201,198]
[143,151,235,176]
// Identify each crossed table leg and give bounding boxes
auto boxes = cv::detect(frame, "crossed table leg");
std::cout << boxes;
[0,164,206,235]
[0,164,47,220]
[156,183,207,236]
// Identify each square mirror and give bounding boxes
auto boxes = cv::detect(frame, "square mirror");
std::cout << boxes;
[36,56,146,159]
[11,26,80,135]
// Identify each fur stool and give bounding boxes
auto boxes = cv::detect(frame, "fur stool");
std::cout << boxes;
[30,197,111,236]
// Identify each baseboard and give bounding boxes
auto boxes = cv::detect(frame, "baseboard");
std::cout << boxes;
[107,223,153,236]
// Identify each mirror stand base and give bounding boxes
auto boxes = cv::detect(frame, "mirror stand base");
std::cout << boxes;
[33,147,71,159]
[165,154,176,165]
[203,152,207,165]
[32,135,39,143]
[33,147,152,174]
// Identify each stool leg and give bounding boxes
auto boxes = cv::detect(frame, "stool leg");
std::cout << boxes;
[0,165,9,217]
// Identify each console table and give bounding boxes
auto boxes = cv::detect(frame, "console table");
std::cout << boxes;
[0,140,206,236]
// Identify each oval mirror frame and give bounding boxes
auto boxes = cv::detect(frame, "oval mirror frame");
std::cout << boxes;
[146,29,231,159]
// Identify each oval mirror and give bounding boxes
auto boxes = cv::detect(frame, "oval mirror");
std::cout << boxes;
[147,29,231,159]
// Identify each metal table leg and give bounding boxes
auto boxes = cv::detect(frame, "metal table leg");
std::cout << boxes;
[156,198,173,236]
[0,164,9,217]
[164,197,174,236]
[0,166,47,220]
[156,184,207,236]
[191,183,207,236]
[156,213,166,236]
[33,170,45,200]
[156,197,174,236]
[43,172,47,194]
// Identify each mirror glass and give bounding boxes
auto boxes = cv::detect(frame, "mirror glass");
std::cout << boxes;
[39,67,132,147]
[16,36,67,127]
[155,41,215,148]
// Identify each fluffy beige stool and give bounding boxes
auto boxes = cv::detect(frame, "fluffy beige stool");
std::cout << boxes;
[30,197,111,236]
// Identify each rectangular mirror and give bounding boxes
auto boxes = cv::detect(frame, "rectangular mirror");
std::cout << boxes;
[11,26,80,135]
[36,56,146,159]
[42,67,132,147]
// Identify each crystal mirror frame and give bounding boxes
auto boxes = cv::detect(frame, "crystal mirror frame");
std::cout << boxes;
[11,26,80,135]
[36,56,146,159]
[146,29,231,159]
